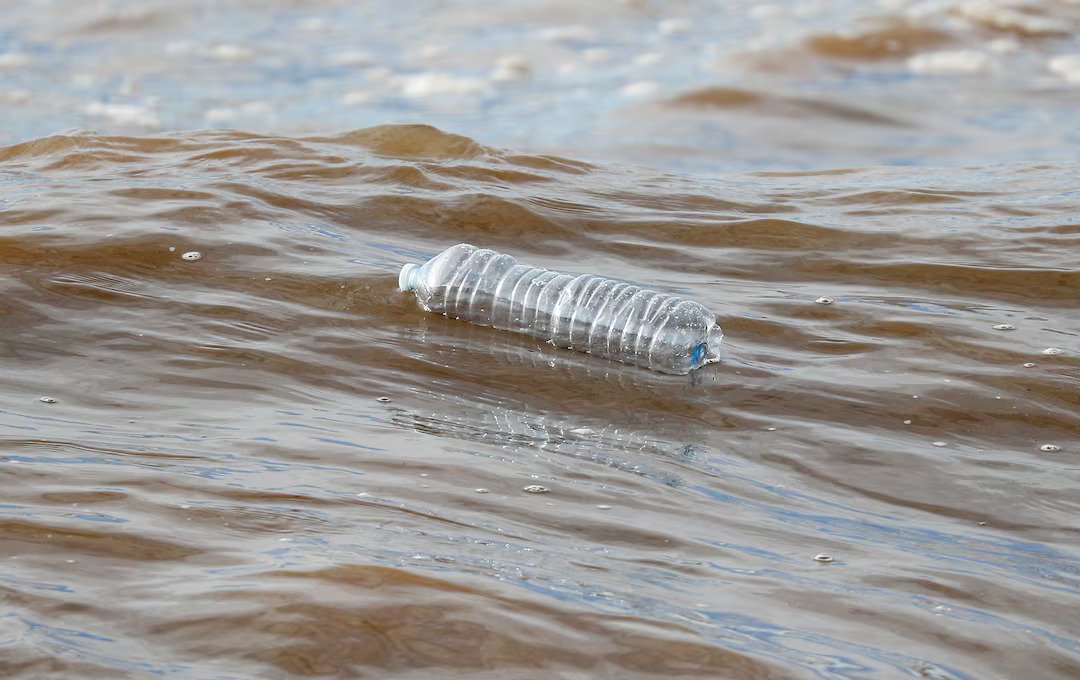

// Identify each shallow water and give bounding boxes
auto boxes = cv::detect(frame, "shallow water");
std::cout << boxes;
[2,1,1080,679]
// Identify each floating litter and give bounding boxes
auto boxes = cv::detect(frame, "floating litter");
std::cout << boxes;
[39,396,57,403]
[1042,347,1064,355]
[814,553,834,563]
[814,297,833,305]
[1040,444,1060,452]
[182,251,202,261]
[992,324,1016,330]
[399,243,722,374]
[522,485,549,494]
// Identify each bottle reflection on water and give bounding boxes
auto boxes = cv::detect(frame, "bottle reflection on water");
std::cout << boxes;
[391,399,703,489]
[394,322,709,488]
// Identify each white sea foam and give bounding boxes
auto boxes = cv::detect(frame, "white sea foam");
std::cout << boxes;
[1048,54,1080,84]
[398,72,493,98]
[84,102,160,127]
[0,52,31,70]
[908,49,996,75]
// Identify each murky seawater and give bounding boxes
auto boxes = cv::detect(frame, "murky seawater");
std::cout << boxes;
[2,1,1079,679]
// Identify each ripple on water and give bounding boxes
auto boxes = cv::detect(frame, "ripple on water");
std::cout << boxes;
[1,118,1079,679]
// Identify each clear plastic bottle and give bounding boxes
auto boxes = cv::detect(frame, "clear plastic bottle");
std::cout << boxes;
[398,243,723,375]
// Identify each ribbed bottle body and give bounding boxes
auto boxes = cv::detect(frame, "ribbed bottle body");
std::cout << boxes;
[400,243,723,374]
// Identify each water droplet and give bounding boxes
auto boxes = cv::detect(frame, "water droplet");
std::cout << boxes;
[522,485,549,494]
[814,297,833,305]
[992,324,1016,331]
[1040,444,1060,452]
[932,441,947,447]
[814,553,834,563]
[1042,347,1064,355]
[39,396,57,403]
[181,251,202,261]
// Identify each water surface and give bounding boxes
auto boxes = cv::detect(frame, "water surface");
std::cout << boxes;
[2,1,1080,679]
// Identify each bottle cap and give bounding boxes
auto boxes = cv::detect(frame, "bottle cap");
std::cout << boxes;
[398,263,421,292]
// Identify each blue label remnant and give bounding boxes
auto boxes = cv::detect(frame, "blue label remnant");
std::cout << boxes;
[692,343,707,365]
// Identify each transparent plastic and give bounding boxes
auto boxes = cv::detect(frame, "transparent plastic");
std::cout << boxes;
[399,243,723,374]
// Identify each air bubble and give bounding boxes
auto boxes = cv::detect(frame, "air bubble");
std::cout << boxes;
[992,324,1016,331]
[814,553,834,563]
[814,297,833,305]
[522,485,549,494]
[932,441,947,447]
[182,251,202,261]
[1022,363,1036,368]
[1042,347,1064,355]
[39,396,57,404]
[376,396,391,403]
[1040,444,1060,452]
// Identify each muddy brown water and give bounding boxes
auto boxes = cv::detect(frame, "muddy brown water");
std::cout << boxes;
[3,1,1080,679]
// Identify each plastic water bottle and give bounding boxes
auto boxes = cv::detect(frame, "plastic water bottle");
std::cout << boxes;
[398,243,723,375]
